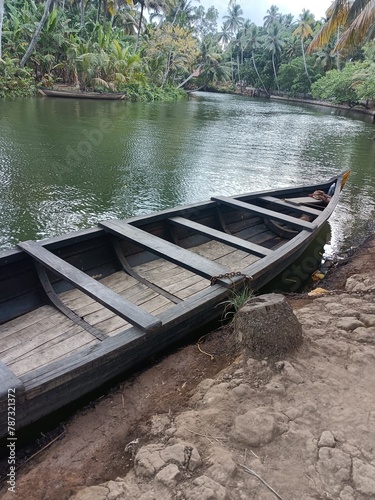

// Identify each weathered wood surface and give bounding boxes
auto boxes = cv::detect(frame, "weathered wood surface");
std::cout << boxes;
[18,241,162,333]
[212,196,315,231]
[169,216,272,257]
[260,196,322,216]
[100,220,232,283]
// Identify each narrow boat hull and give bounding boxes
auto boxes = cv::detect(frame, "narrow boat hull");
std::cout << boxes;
[38,88,126,100]
[0,172,348,438]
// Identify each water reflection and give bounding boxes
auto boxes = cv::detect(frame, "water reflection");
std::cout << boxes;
[0,93,374,254]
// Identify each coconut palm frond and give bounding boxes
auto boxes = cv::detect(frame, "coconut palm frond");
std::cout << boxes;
[335,0,375,51]
[307,0,349,53]
[348,0,372,22]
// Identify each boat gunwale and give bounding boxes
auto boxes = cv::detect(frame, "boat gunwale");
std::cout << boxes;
[0,174,342,265]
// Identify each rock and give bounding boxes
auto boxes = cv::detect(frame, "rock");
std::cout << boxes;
[336,317,364,331]
[151,414,171,435]
[205,447,237,484]
[339,485,355,500]
[160,442,201,472]
[279,361,304,384]
[265,380,286,394]
[317,447,351,496]
[231,407,288,447]
[359,313,375,327]
[155,464,182,487]
[352,458,375,496]
[352,327,375,344]
[69,486,109,500]
[135,445,165,477]
[186,475,229,500]
[346,274,375,292]
[235,293,303,359]
[318,431,336,448]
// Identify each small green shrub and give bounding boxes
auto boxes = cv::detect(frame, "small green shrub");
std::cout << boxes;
[0,58,35,98]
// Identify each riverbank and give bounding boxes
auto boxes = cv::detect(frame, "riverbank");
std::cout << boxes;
[1,234,375,499]
[270,94,375,122]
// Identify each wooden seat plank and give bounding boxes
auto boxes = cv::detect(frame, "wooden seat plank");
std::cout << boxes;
[99,220,232,284]
[212,196,315,232]
[260,196,322,216]
[18,241,161,334]
[285,196,324,206]
[169,216,272,257]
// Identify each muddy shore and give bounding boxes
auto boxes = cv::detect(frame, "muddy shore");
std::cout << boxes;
[1,235,375,500]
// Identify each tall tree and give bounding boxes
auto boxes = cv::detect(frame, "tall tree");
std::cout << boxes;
[263,5,281,28]
[20,0,54,68]
[265,22,285,90]
[244,23,269,95]
[0,0,4,60]
[223,3,244,35]
[292,9,314,83]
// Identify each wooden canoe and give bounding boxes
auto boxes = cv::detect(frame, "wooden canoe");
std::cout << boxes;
[0,172,348,437]
[38,88,126,100]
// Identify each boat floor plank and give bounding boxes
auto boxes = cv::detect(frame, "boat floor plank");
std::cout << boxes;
[0,305,59,340]
[0,310,69,356]
[10,332,97,377]
[6,323,88,365]
[0,315,83,363]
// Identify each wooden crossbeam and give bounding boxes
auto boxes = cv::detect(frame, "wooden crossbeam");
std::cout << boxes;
[169,216,272,257]
[212,196,315,232]
[18,241,162,334]
[99,220,232,283]
[260,196,322,217]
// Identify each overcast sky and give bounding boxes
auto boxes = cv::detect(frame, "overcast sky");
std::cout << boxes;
[198,0,331,26]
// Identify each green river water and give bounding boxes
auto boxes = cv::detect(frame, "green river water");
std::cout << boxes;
[1,92,375,256]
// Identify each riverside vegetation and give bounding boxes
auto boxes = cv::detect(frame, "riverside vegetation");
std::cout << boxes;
[0,0,374,105]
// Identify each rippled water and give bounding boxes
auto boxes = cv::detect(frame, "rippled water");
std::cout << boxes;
[0,92,374,255]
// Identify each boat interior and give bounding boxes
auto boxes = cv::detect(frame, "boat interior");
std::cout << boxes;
[0,190,328,384]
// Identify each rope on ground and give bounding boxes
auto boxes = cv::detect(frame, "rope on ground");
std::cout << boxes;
[237,463,285,500]
[197,334,215,361]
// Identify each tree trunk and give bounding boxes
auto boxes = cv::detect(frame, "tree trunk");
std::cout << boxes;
[135,3,144,51]
[20,0,54,68]
[80,0,85,28]
[0,0,4,60]
[97,0,101,22]
[102,0,108,27]
[176,64,202,89]
[301,37,311,83]
[272,53,279,91]
[252,53,269,96]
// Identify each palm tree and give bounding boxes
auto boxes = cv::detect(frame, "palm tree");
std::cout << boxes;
[281,13,294,28]
[292,9,314,83]
[134,0,166,50]
[308,0,375,54]
[223,3,244,82]
[218,23,231,49]
[223,3,244,35]
[20,0,54,68]
[263,5,281,28]
[244,23,269,95]
[265,22,285,91]
[0,0,4,60]
[198,38,231,87]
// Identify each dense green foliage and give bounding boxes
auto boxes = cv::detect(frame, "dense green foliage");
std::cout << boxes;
[0,0,374,105]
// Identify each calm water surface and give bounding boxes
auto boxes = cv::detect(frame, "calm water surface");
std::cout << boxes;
[1,92,375,256]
